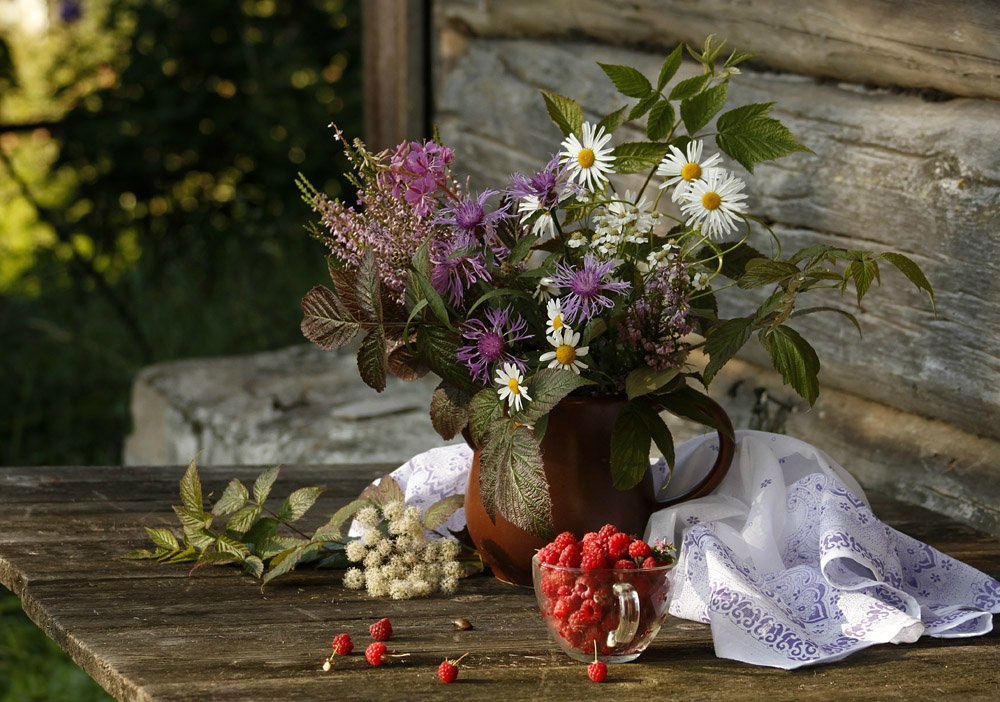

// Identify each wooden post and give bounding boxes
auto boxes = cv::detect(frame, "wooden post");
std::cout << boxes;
[363,0,429,149]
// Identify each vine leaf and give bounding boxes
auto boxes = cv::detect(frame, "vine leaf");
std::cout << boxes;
[300,285,361,350]
[759,325,820,406]
[179,458,203,513]
[479,423,552,537]
[424,495,466,530]
[253,466,280,504]
[703,317,754,385]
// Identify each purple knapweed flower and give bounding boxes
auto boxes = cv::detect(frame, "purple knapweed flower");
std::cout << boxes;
[378,140,454,218]
[435,189,511,240]
[507,156,578,209]
[455,306,532,384]
[430,232,491,307]
[549,254,631,325]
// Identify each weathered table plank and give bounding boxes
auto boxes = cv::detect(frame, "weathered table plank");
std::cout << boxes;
[2,464,998,701]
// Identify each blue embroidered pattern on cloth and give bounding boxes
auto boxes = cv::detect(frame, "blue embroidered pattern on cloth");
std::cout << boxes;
[358,431,1000,669]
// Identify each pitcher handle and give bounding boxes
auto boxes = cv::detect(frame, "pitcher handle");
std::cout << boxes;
[658,393,735,507]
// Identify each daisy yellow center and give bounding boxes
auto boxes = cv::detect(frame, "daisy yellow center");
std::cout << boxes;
[552,314,564,330]
[507,378,522,395]
[680,162,702,181]
[577,148,596,169]
[702,191,722,210]
[555,344,577,365]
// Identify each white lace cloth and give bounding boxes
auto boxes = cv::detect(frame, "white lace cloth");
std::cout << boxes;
[361,431,1000,668]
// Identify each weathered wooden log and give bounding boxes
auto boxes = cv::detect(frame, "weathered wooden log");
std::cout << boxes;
[438,0,1000,100]
[434,37,1000,442]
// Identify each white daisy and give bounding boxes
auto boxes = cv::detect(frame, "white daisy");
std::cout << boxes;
[546,299,569,336]
[539,328,590,374]
[518,195,556,240]
[495,362,531,412]
[533,276,560,302]
[680,169,749,241]
[559,121,615,192]
[656,139,723,203]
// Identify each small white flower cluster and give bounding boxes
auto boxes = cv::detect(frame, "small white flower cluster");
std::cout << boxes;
[590,190,662,258]
[342,500,463,599]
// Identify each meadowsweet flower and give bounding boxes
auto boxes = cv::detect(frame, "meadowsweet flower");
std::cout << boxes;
[362,528,382,547]
[496,363,531,412]
[440,577,459,595]
[343,567,365,590]
[656,139,723,202]
[356,506,381,528]
[439,539,461,561]
[382,501,404,522]
[539,328,590,374]
[566,231,588,249]
[592,190,659,246]
[549,254,631,325]
[456,306,532,384]
[346,540,368,562]
[559,122,615,192]
[680,169,749,240]
[546,299,569,336]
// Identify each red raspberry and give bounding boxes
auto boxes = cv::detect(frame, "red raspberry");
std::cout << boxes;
[553,531,577,550]
[369,617,393,641]
[597,524,619,541]
[365,642,388,666]
[580,550,606,571]
[536,543,561,565]
[558,544,582,568]
[641,556,659,569]
[613,558,637,570]
[629,540,653,559]
[607,532,632,559]
[588,660,608,683]
[437,653,469,683]
[331,633,353,656]
[540,571,563,598]
[552,595,581,620]
[577,599,603,623]
[581,531,600,545]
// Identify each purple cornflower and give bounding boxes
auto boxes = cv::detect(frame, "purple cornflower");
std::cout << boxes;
[430,232,491,307]
[549,254,631,325]
[378,140,454,218]
[456,306,532,384]
[507,156,574,209]
[435,189,510,240]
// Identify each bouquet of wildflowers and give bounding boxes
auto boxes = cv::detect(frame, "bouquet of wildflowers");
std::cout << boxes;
[299,39,933,536]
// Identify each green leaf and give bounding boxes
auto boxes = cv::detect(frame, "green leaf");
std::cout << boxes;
[541,90,584,137]
[416,326,478,394]
[847,257,879,305]
[791,306,862,336]
[278,486,325,522]
[626,365,683,400]
[668,73,711,101]
[145,527,180,551]
[242,517,279,553]
[430,382,472,441]
[646,99,676,141]
[612,141,671,174]
[643,406,675,471]
[656,386,735,439]
[214,534,252,559]
[314,498,372,541]
[424,494,466,530]
[610,402,653,490]
[599,62,652,98]
[227,504,262,535]
[703,317,754,384]
[880,252,935,309]
[479,423,552,537]
[327,262,364,319]
[467,287,535,316]
[698,242,766,281]
[516,368,593,424]
[361,474,406,506]
[738,259,800,289]
[300,285,361,350]
[212,479,249,516]
[357,326,388,392]
[123,549,157,560]
[597,105,630,134]
[173,505,214,549]
[468,387,504,447]
[388,341,429,381]
[628,92,659,121]
[253,466,280,504]
[657,46,684,91]
[681,82,729,135]
[411,268,452,328]
[262,546,306,587]
[179,458,203,513]
[355,251,383,323]
[758,325,821,406]
[243,556,265,579]
[716,102,812,173]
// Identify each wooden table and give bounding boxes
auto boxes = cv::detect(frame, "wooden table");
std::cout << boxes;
[2,463,999,701]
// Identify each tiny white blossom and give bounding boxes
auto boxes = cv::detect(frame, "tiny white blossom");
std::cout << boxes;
[438,538,461,561]
[692,271,710,290]
[356,506,380,528]
[440,577,459,595]
[382,501,404,522]
[343,567,365,590]
[443,560,463,579]
[345,540,368,563]
[566,231,588,249]
[362,528,382,547]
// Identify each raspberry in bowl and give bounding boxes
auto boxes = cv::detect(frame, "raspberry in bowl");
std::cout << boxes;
[532,525,674,663]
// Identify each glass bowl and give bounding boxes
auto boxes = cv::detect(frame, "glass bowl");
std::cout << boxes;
[532,554,673,663]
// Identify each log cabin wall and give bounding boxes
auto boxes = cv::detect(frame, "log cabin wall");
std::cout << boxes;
[368,1,1000,534]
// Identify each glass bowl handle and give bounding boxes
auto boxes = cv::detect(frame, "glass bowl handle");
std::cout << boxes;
[608,582,640,648]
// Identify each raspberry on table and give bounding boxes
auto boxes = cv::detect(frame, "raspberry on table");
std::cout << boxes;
[437,653,469,683]
[369,617,393,642]
[365,642,388,666]
[588,660,608,683]
[331,633,354,656]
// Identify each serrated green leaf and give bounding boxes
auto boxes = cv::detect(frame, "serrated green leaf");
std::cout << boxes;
[610,402,653,490]
[703,317,754,384]
[541,90,583,136]
[300,285,361,350]
[668,73,711,101]
[314,498,371,541]
[430,382,472,440]
[468,387,504,447]
[215,534,252,559]
[355,251,382,323]
[227,504,262,535]
[387,340,428,381]
[515,368,593,424]
[424,494,466,530]
[738,259,800,289]
[880,252,935,309]
[759,325,820,406]
[253,466,280,504]
[327,262,364,319]
[646,99,676,141]
[243,556,265,579]
[681,82,729,135]
[242,516,279,553]
[597,105,630,134]
[599,62,652,98]
[467,287,535,316]
[261,546,305,587]
[212,479,249,516]
[357,327,388,392]
[161,544,199,563]
[144,527,180,551]
[643,406,675,471]
[698,242,766,281]
[612,141,671,174]
[626,365,683,400]
[657,45,684,91]
[716,102,811,173]
[479,423,552,537]
[123,548,157,560]
[361,474,405,507]
[179,458,203,513]
[628,92,659,121]
[277,486,325,522]
[847,257,879,305]
[192,550,242,571]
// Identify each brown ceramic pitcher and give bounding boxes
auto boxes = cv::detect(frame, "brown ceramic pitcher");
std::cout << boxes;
[464,394,735,585]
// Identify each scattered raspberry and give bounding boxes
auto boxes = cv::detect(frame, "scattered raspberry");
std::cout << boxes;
[628,539,653,559]
[369,617,393,641]
[437,653,469,683]
[331,633,354,656]
[553,531,577,550]
[558,543,582,568]
[641,556,659,569]
[613,558,637,570]
[365,642,388,666]
[588,660,608,683]
[607,532,632,559]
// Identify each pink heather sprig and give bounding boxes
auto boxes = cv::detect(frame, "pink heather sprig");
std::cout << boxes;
[378,140,455,218]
